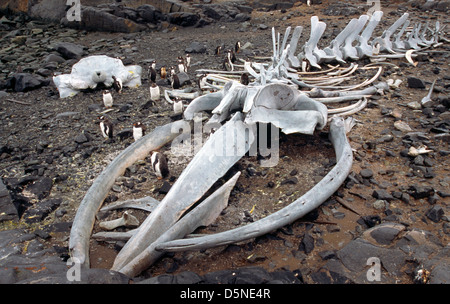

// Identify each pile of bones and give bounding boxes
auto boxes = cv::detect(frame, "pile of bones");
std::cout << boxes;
[68,11,447,277]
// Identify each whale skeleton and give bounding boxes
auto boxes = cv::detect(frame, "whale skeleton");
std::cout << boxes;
[68,11,446,277]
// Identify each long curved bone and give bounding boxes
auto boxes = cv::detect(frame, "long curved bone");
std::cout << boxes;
[69,119,191,267]
[154,116,353,253]
[111,112,256,271]
[356,11,383,58]
[117,172,241,277]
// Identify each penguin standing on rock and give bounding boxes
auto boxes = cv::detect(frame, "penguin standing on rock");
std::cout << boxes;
[160,66,167,79]
[148,61,157,83]
[112,75,122,94]
[103,90,113,108]
[133,122,146,142]
[173,97,183,115]
[171,73,181,89]
[150,82,160,100]
[177,56,186,73]
[151,151,169,180]
[98,116,113,140]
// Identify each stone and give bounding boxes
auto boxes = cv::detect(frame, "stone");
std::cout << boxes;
[0,178,18,222]
[137,5,165,24]
[372,200,387,210]
[167,12,200,27]
[360,168,373,179]
[408,185,434,199]
[6,73,45,92]
[53,42,85,60]
[185,41,207,53]
[22,198,62,224]
[298,232,314,254]
[365,223,406,245]
[43,53,65,64]
[24,177,53,200]
[158,181,172,194]
[407,77,426,89]
[426,205,444,223]
[63,6,146,33]
[372,189,394,201]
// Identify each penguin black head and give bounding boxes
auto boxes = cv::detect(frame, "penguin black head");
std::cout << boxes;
[240,72,249,85]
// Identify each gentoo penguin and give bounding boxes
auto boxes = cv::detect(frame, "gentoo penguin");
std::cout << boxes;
[222,53,233,71]
[98,116,113,139]
[112,75,122,94]
[148,64,157,83]
[235,41,241,54]
[173,97,183,115]
[103,90,113,108]
[149,82,160,100]
[171,73,181,89]
[151,151,169,180]
[197,73,208,90]
[240,72,249,85]
[185,54,191,70]
[160,66,167,79]
[133,122,146,142]
[215,46,222,56]
[177,56,186,73]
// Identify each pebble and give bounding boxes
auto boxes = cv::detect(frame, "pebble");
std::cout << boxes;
[372,200,387,210]
[360,168,373,179]
[407,77,426,89]
[426,205,444,223]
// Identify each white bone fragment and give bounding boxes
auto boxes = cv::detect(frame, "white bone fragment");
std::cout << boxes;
[99,211,140,231]
[99,196,160,214]
[421,79,436,105]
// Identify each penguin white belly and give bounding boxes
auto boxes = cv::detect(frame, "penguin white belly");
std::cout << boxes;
[103,94,113,108]
[150,86,160,100]
[133,126,143,141]
[100,122,108,138]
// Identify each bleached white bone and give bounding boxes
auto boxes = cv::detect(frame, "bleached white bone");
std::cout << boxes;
[356,11,383,58]
[342,15,369,61]
[99,211,140,231]
[372,13,409,54]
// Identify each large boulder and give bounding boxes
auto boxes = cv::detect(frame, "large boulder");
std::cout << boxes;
[62,6,147,33]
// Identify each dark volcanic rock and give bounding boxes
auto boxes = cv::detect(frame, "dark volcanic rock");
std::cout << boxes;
[426,205,444,223]
[372,189,394,201]
[53,42,86,60]
[22,198,62,224]
[0,178,18,222]
[407,77,426,89]
[63,6,146,33]
[6,73,46,92]
[24,177,53,200]
[137,4,165,24]
[167,12,200,27]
